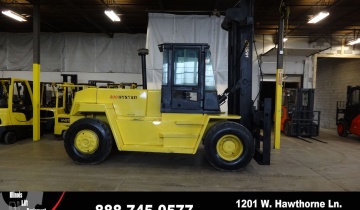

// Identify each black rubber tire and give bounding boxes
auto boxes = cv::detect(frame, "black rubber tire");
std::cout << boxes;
[4,131,17,144]
[203,121,254,171]
[64,118,113,164]
[284,121,292,136]
[337,120,348,137]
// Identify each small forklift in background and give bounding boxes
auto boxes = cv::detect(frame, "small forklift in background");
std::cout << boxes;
[0,74,80,144]
[336,85,360,137]
[281,88,322,142]
[53,82,93,138]
[0,78,34,144]
[40,74,78,133]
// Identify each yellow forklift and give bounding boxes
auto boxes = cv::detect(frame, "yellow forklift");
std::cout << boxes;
[0,75,80,144]
[62,0,271,171]
[0,78,34,144]
[53,82,93,138]
[40,74,78,133]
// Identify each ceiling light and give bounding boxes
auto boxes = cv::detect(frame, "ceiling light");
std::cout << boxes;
[2,10,27,22]
[308,11,329,24]
[283,37,288,42]
[347,38,360,45]
[105,9,120,22]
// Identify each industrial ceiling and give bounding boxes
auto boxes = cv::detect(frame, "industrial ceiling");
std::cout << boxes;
[0,0,360,41]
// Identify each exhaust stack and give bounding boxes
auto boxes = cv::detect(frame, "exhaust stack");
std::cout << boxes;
[138,48,149,89]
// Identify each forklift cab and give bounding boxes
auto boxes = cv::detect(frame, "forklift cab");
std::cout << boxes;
[337,86,360,137]
[158,43,220,114]
[0,78,34,144]
[344,86,360,123]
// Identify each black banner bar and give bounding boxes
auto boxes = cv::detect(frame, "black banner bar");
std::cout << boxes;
[0,192,357,210]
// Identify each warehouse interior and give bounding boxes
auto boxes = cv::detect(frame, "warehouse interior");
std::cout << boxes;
[1,0,360,192]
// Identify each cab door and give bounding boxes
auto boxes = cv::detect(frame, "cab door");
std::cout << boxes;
[11,79,33,122]
[171,47,202,111]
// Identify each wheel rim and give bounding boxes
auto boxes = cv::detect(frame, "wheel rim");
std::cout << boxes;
[216,134,243,161]
[337,123,344,135]
[74,129,99,154]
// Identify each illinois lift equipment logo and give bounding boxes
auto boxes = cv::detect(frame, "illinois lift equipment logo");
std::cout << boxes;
[0,192,65,210]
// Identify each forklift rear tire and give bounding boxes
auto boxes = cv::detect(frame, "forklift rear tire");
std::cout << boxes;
[337,121,348,137]
[64,118,113,164]
[203,121,254,171]
[4,131,16,144]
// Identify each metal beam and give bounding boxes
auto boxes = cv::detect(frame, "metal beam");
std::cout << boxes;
[157,0,164,11]
[63,0,114,38]
[307,7,360,43]
[317,54,360,58]
[285,0,347,37]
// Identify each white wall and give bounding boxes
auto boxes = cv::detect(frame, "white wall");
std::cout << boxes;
[315,58,360,129]
[312,36,360,129]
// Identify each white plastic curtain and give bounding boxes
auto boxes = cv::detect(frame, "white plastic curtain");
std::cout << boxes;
[145,13,229,92]
[0,32,146,73]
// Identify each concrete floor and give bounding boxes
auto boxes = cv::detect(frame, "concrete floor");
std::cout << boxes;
[0,128,359,191]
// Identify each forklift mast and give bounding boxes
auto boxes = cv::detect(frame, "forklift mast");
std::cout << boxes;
[61,74,78,84]
[221,0,254,131]
[221,0,271,165]
[292,89,317,133]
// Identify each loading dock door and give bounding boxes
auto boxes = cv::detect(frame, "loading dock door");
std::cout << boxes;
[259,75,302,122]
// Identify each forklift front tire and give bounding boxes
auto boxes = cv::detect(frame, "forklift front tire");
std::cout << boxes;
[337,120,349,137]
[204,121,254,171]
[64,118,113,164]
[4,131,16,144]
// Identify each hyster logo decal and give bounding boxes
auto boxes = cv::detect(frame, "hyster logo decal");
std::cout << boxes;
[110,95,137,99]
[58,118,70,123]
